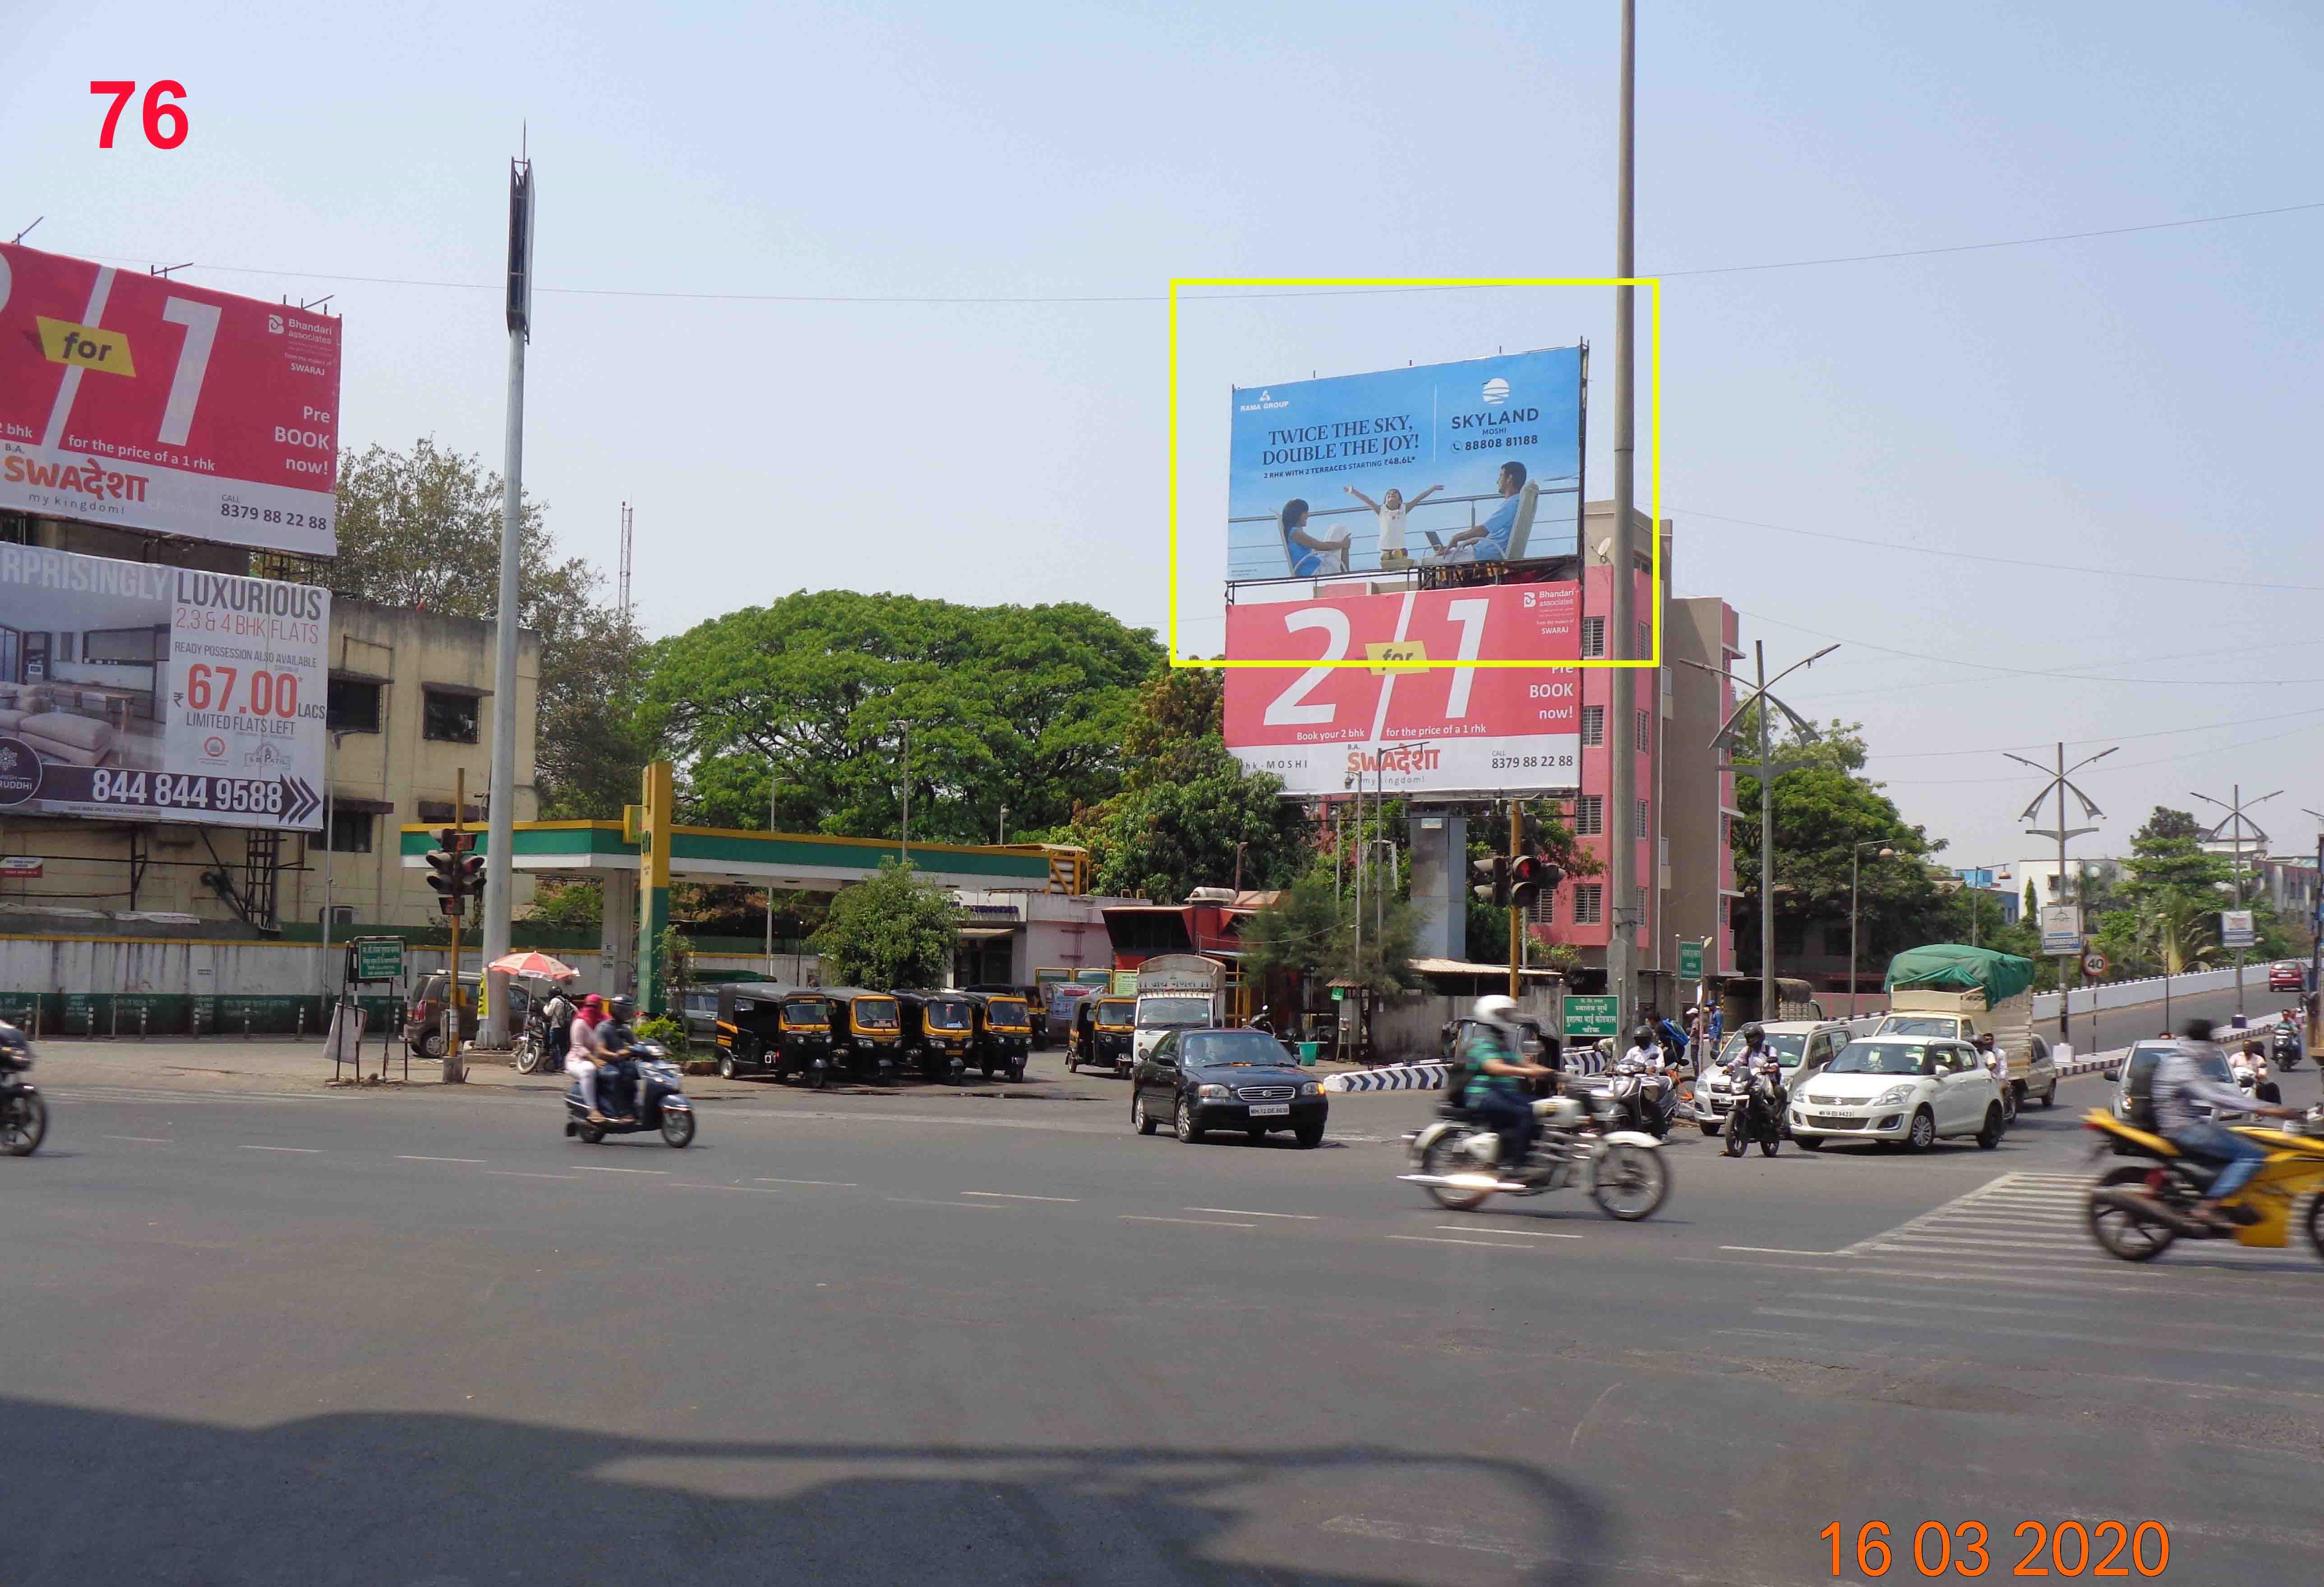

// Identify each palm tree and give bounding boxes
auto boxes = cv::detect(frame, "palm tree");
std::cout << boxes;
[2140,897,2221,976]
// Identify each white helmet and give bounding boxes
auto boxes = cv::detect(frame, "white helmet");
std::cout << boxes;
[1472,995,1521,1029]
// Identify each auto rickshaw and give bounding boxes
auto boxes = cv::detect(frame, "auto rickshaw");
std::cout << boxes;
[960,990,1033,1081]
[896,989,980,1084]
[1068,994,1138,1077]
[822,987,906,1083]
[713,983,842,1086]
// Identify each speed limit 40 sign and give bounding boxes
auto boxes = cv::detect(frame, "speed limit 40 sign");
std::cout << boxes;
[2082,951,2109,977]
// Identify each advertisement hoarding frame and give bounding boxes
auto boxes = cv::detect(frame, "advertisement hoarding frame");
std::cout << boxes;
[1167,275,1661,671]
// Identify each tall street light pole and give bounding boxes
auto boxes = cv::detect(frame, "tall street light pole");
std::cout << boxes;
[2302,809,2324,1052]
[2193,783,2279,1020]
[480,154,534,1050]
[1603,0,1642,1037]
[2009,742,2115,1045]
[1678,640,1835,1022]
[1848,840,1894,1019]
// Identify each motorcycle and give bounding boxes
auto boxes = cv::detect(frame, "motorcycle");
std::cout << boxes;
[2271,1023,2304,1071]
[1595,1054,1680,1140]
[513,1006,561,1075]
[1399,1082,1670,1221]
[1722,1061,1786,1158]
[0,1024,45,1157]
[563,1042,696,1148]
[2083,1106,2324,1262]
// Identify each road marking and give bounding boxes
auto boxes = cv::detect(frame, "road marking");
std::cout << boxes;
[1122,1214,1255,1228]
[1751,1306,2324,1364]
[1387,1234,1557,1250]
[959,1190,1080,1202]
[239,1144,320,1153]
[1719,1245,1841,1256]
[1186,1206,1319,1219]
[103,1135,171,1143]
[1435,1225,1583,1240]
[574,1166,666,1175]
[1799,1291,2300,1337]
[659,1182,787,1195]
[483,1170,581,1181]
[754,1178,857,1187]
[889,1197,1014,1209]
[397,1155,485,1164]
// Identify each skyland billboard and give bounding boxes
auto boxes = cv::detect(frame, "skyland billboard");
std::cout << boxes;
[0,243,343,557]
[1227,347,1582,581]
[0,545,327,829]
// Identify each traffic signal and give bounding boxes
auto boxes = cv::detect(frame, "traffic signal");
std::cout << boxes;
[1510,855,1565,913]
[425,828,483,916]
[1471,854,1510,907]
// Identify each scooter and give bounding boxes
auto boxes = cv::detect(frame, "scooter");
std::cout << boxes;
[2271,1022,2304,1071]
[563,1043,696,1148]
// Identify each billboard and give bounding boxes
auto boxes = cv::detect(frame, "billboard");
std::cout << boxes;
[2038,904,2084,957]
[2220,910,2255,950]
[1227,347,1582,581]
[1222,582,1580,798]
[0,243,341,556]
[0,545,327,829]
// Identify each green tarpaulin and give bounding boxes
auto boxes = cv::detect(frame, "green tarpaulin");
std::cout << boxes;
[1883,943,2037,1003]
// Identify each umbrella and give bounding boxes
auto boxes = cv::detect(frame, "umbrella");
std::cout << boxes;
[487,950,580,982]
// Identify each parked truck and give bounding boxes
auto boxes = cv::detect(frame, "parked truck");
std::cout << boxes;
[1130,953,1228,1064]
[1875,944,2059,1108]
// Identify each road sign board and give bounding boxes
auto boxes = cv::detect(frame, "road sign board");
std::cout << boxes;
[348,937,405,984]
[2221,910,2256,950]
[1677,940,1705,981]
[1563,995,1619,1039]
[2081,951,2109,976]
[2039,904,2084,956]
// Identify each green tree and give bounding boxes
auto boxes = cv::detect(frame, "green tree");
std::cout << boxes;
[1240,874,1423,997]
[331,438,653,817]
[1070,669,1313,902]
[641,591,1161,842]
[1729,713,1950,973]
[1464,799,1600,966]
[526,879,602,932]
[808,859,959,989]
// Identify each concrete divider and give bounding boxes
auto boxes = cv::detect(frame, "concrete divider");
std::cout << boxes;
[1322,1047,1615,1093]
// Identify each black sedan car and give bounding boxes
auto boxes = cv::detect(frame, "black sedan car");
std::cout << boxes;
[1130,1026,1327,1148]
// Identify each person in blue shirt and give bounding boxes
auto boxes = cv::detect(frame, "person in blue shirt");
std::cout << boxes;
[1278,498,1350,577]
[1441,461,1527,562]
[1460,995,1557,1169]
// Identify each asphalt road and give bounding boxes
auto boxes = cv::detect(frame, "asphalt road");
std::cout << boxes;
[12,1043,2324,1586]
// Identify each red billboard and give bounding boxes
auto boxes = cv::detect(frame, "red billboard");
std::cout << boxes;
[1222,582,1582,797]
[0,243,341,556]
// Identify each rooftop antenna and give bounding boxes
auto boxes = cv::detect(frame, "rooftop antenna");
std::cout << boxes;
[9,217,41,244]
[617,501,634,617]
[149,261,194,277]
[297,295,333,312]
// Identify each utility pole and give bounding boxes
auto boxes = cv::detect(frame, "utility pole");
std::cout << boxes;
[2302,809,2324,1053]
[2193,783,2279,1020]
[898,720,910,863]
[1508,797,1523,1000]
[1603,0,1641,1038]
[447,767,469,1083]
[2009,743,2115,1045]
[617,501,634,618]
[1679,640,1834,1022]
[1848,840,1893,1019]
[765,771,779,978]
[480,153,533,1049]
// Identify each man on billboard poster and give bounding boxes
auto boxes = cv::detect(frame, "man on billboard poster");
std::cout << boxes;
[1437,460,1530,563]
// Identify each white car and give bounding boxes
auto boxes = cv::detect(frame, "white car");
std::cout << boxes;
[1872,1012,2058,1108]
[1787,1035,2006,1153]
[1694,1021,1853,1136]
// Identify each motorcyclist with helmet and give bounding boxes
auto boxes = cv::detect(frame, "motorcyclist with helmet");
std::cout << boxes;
[594,996,642,1125]
[1458,996,1557,1171]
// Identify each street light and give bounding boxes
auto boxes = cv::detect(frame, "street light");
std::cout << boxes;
[1848,840,1893,1019]
[997,804,1009,847]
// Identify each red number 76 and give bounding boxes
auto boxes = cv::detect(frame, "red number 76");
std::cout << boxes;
[91,80,189,149]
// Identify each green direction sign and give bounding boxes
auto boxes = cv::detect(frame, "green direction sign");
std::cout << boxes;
[1331,986,1345,1002]
[1563,995,1620,1039]
[349,937,406,983]
[1678,939,1705,981]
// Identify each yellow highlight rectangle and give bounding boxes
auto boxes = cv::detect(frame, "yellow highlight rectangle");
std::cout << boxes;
[1365,640,1429,675]
[1167,276,1660,669]
[36,317,135,376]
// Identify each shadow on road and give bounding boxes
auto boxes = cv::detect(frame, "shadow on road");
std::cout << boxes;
[15,1399,1625,1586]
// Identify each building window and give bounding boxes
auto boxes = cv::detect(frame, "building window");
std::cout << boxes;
[1635,886,1649,925]
[1572,884,1603,925]
[327,678,382,734]
[1573,795,1603,835]
[1635,708,1650,747]
[1637,621,1650,658]
[323,809,374,853]
[422,689,480,743]
[1526,891,1556,925]
[1581,617,1606,658]
[1634,798,1650,839]
[1580,705,1604,747]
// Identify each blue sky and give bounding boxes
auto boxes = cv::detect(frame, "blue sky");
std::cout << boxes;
[7,0,2320,868]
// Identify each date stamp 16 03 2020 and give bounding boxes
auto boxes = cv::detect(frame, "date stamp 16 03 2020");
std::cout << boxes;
[1821,1520,2173,1579]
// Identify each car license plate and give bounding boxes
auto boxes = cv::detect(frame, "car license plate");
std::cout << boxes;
[1811,1115,1849,1128]
[1248,1103,1291,1116]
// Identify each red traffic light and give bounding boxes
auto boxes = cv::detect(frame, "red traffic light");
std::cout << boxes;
[1510,855,1564,911]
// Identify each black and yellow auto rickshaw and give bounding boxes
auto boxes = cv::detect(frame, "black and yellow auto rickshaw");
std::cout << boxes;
[823,987,905,1082]
[1068,995,1138,1076]
[960,990,1033,1081]
[896,989,980,1084]
[713,983,841,1086]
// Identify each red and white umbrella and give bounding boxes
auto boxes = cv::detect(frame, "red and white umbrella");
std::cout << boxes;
[487,950,580,982]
